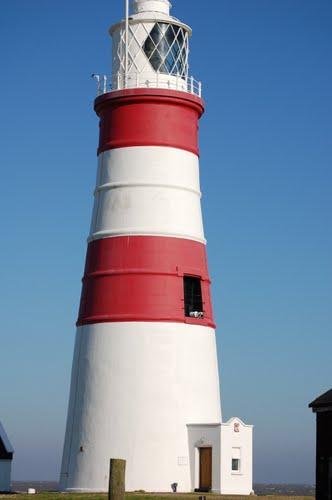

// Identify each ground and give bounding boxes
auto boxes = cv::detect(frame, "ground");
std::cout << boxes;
[0,493,315,500]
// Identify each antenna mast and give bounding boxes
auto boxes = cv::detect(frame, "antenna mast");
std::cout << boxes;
[125,0,129,87]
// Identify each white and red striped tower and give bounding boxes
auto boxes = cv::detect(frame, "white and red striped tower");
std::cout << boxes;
[60,0,253,494]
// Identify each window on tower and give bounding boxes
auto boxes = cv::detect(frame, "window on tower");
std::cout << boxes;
[232,458,240,472]
[143,23,188,78]
[183,276,203,318]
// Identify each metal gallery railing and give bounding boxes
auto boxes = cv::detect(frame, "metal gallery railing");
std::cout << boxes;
[92,72,202,98]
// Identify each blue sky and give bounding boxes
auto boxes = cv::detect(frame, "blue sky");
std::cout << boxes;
[0,0,331,484]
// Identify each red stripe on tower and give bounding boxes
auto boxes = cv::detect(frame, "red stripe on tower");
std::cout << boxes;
[77,236,215,327]
[95,89,204,156]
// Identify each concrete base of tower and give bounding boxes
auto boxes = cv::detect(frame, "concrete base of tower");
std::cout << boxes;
[60,322,222,492]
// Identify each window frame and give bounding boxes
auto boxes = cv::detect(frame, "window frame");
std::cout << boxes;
[231,458,241,473]
[183,274,204,319]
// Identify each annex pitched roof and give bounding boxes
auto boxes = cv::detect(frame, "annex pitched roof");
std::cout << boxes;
[309,389,332,410]
[0,421,14,460]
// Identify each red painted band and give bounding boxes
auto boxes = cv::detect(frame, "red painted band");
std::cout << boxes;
[77,235,215,328]
[94,88,205,156]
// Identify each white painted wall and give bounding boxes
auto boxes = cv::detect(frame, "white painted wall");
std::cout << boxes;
[220,418,253,495]
[133,0,171,15]
[0,460,12,492]
[60,322,221,492]
[89,147,205,243]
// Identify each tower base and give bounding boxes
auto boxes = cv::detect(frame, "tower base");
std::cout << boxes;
[60,322,222,492]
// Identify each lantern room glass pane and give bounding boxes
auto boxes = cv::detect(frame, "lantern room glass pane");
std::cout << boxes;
[143,22,188,77]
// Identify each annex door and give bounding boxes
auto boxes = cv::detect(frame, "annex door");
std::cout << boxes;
[199,447,212,491]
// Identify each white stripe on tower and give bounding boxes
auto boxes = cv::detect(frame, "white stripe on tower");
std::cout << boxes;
[89,147,205,243]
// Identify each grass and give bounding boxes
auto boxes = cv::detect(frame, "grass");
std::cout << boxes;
[0,493,315,500]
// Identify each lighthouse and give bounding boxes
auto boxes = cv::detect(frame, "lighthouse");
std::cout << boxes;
[60,0,253,494]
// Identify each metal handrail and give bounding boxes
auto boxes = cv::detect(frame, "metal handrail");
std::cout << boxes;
[92,72,202,98]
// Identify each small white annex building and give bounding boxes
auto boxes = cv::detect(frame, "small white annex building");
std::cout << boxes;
[0,421,14,492]
[188,417,253,494]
